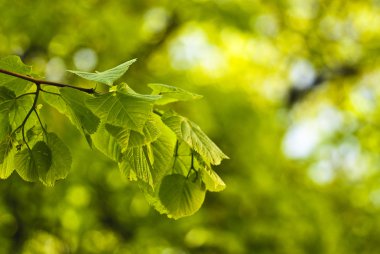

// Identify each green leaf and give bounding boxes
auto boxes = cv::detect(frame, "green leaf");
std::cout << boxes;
[149,122,176,183]
[40,86,66,113]
[139,181,169,215]
[105,124,130,151]
[26,125,44,144]
[159,174,206,219]
[32,141,52,180]
[107,115,161,151]
[119,145,154,186]
[0,55,33,95]
[0,136,15,179]
[148,83,203,105]
[86,91,158,131]
[118,117,175,187]
[162,111,228,165]
[199,166,225,192]
[0,86,33,127]
[15,149,38,182]
[39,133,71,186]
[128,116,161,147]
[0,86,17,113]
[92,124,122,162]
[68,59,137,86]
[0,114,11,141]
[60,88,100,146]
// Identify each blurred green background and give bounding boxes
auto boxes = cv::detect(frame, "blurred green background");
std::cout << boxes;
[1,0,380,253]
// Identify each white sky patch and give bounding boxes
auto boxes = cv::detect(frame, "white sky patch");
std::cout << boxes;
[283,120,321,159]
[282,105,343,159]
[289,59,316,90]
[169,28,226,74]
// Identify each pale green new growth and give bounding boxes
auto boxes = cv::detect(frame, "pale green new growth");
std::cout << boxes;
[86,91,159,131]
[0,55,32,94]
[148,83,203,105]
[68,59,136,86]
[0,55,228,219]
[159,174,206,219]
[162,111,229,165]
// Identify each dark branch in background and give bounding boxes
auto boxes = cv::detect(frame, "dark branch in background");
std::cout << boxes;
[131,12,180,66]
[287,65,359,107]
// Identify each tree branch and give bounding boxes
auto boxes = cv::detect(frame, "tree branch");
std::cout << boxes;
[0,68,95,94]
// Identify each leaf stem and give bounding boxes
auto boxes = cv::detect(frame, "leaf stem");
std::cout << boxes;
[15,92,37,99]
[11,84,42,149]
[33,109,48,137]
[40,88,61,96]
[0,68,95,94]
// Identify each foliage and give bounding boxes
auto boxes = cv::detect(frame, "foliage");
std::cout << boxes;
[1,0,380,253]
[0,55,227,219]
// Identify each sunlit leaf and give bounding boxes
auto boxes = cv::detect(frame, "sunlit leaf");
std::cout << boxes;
[15,149,38,182]
[33,141,52,180]
[0,136,15,179]
[120,145,154,186]
[162,111,229,165]
[92,124,122,162]
[0,86,34,128]
[60,88,100,146]
[40,86,66,113]
[86,91,158,131]
[159,174,206,219]
[0,114,11,141]
[39,133,71,186]
[0,55,32,95]
[148,83,203,105]
[199,166,225,192]
[68,59,137,86]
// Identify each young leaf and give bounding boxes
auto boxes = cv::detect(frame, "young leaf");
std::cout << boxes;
[60,88,100,133]
[159,174,206,219]
[0,136,15,179]
[39,133,71,186]
[0,86,17,113]
[68,59,137,86]
[106,115,161,152]
[149,122,176,183]
[40,86,66,113]
[15,149,38,182]
[162,111,229,165]
[105,124,130,150]
[26,125,44,144]
[92,124,122,162]
[32,141,52,180]
[0,86,33,127]
[0,55,33,95]
[60,88,100,146]
[0,114,11,141]
[199,166,226,192]
[120,145,154,186]
[148,83,203,105]
[118,117,176,187]
[86,91,158,131]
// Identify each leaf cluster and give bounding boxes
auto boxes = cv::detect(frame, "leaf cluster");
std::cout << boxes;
[0,55,228,219]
